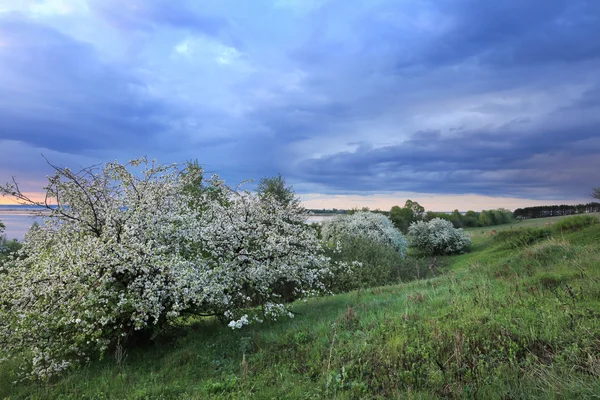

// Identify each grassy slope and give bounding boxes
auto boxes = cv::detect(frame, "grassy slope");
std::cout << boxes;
[2,217,600,399]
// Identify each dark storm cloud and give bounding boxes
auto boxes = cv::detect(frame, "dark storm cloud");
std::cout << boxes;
[297,114,600,198]
[407,0,600,68]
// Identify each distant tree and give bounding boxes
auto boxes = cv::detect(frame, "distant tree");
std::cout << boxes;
[389,200,425,233]
[404,199,425,220]
[424,211,452,223]
[448,209,463,228]
[257,173,300,209]
[478,210,493,226]
[390,205,413,233]
[463,210,479,227]
[593,187,600,200]
[0,219,4,235]
[515,203,600,219]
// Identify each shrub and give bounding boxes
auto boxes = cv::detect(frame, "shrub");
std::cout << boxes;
[0,159,340,380]
[0,238,21,265]
[321,212,408,257]
[324,235,404,292]
[321,212,407,291]
[553,215,599,232]
[494,227,552,249]
[408,218,471,255]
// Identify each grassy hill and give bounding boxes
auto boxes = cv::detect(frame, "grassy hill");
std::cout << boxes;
[2,216,599,399]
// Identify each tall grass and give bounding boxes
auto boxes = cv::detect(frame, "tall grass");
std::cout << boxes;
[553,215,599,232]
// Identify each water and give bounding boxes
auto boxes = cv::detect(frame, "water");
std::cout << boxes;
[0,207,340,240]
[0,206,46,240]
[305,214,337,223]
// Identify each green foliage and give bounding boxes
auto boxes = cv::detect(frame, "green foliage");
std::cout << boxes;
[494,227,552,249]
[553,214,599,232]
[462,210,479,227]
[181,160,229,209]
[424,211,452,223]
[0,219,21,266]
[404,199,425,219]
[478,209,513,227]
[0,238,22,268]
[324,235,405,292]
[256,173,300,208]
[390,205,413,233]
[389,199,424,233]
[0,238,21,257]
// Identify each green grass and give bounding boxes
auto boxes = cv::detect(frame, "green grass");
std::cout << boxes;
[2,219,600,399]
[465,213,600,240]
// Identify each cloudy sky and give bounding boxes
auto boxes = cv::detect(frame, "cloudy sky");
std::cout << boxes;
[1,0,599,210]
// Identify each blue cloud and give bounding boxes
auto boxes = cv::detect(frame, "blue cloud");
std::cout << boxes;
[0,15,178,153]
[88,0,229,36]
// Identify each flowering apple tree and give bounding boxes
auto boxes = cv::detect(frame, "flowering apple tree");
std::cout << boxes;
[0,158,341,380]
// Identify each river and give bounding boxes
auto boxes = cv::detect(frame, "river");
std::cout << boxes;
[1,206,339,240]
[0,207,44,240]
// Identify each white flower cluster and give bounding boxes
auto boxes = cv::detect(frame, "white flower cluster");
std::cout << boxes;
[321,211,408,257]
[0,159,341,380]
[408,218,472,255]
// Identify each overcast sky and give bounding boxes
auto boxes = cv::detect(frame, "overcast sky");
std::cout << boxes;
[1,0,599,210]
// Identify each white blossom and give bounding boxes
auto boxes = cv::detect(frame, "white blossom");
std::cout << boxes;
[408,218,471,255]
[321,212,408,257]
[0,159,344,380]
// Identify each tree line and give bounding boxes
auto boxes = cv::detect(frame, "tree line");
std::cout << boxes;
[348,201,513,233]
[514,202,600,219]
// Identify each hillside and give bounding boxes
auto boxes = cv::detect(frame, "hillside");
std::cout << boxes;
[1,216,599,399]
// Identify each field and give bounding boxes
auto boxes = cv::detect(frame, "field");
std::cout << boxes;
[466,212,600,239]
[1,215,600,399]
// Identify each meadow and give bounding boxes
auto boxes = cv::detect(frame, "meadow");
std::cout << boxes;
[2,214,599,399]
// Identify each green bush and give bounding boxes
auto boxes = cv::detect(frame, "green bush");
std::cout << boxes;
[553,215,599,232]
[325,235,405,292]
[0,237,22,267]
[494,227,552,249]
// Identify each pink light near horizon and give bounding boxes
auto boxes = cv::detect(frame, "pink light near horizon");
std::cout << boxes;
[299,193,592,212]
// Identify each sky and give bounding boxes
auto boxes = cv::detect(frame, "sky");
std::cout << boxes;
[0,0,599,211]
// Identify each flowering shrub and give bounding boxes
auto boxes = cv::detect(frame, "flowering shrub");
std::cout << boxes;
[0,159,340,380]
[321,212,408,257]
[408,218,471,255]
